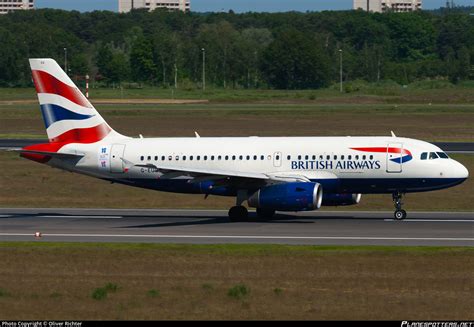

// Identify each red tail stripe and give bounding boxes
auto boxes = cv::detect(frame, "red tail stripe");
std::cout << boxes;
[49,123,111,144]
[21,123,111,162]
[31,70,92,108]
[351,147,412,156]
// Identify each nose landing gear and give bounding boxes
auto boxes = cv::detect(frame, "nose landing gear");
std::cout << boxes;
[392,192,407,220]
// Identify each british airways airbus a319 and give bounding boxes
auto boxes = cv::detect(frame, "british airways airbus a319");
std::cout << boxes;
[18,59,469,221]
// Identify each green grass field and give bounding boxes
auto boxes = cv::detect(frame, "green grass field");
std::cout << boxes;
[1,102,473,141]
[1,81,474,103]
[0,243,472,320]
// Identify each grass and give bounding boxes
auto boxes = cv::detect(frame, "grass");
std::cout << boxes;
[147,289,160,298]
[1,82,474,103]
[0,243,472,320]
[0,102,473,142]
[227,284,251,300]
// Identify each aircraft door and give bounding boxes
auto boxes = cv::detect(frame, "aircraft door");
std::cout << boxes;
[110,144,126,173]
[386,143,402,173]
[273,152,282,167]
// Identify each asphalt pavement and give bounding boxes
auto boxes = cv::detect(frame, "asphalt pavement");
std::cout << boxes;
[0,208,472,246]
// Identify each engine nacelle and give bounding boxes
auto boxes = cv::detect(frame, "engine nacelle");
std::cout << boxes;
[248,182,323,212]
[322,193,362,206]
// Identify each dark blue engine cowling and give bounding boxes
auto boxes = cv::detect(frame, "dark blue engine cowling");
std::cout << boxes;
[322,193,362,206]
[248,182,323,212]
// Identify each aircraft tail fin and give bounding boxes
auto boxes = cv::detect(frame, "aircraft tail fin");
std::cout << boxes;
[29,58,123,145]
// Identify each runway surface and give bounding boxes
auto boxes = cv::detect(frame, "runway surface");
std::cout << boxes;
[1,140,474,153]
[0,208,472,246]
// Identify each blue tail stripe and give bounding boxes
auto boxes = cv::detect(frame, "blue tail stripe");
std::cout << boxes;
[40,104,94,128]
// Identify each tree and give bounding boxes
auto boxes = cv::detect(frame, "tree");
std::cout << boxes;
[261,28,331,89]
[130,35,156,83]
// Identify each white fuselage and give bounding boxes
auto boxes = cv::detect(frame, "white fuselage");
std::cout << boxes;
[55,136,468,196]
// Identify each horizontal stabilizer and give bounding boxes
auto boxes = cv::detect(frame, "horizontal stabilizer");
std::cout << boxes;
[13,149,84,159]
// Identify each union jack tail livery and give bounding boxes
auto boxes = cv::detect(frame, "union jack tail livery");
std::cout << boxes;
[29,58,122,147]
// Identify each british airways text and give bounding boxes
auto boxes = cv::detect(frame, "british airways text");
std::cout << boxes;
[291,160,381,170]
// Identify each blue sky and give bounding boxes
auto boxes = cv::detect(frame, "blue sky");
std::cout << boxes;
[36,0,473,12]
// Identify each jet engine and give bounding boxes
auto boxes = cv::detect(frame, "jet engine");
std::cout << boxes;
[248,182,322,212]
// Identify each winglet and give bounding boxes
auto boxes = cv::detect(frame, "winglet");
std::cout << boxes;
[194,131,201,138]
[391,131,396,137]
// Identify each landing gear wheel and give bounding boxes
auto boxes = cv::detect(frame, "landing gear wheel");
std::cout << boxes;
[394,209,407,221]
[228,206,249,222]
[256,208,275,219]
[392,192,407,221]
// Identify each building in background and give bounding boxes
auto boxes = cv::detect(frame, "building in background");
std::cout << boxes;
[118,0,190,13]
[353,0,422,12]
[0,0,34,14]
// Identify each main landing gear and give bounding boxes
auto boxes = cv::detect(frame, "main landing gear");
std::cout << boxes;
[392,192,407,220]
[228,205,248,222]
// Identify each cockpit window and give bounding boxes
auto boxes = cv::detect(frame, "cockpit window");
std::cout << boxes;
[429,152,439,160]
[437,152,449,159]
[420,152,427,160]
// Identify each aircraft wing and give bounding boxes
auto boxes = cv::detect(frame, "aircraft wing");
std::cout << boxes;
[133,163,271,181]
[130,161,335,184]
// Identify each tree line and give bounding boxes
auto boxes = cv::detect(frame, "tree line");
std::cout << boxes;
[0,7,473,89]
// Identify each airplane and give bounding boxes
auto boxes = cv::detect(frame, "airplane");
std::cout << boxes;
[17,58,469,221]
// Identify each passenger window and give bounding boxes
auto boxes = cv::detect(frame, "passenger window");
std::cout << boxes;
[190,156,193,161]
[429,152,438,160]
[161,156,165,161]
[326,155,330,160]
[232,155,236,160]
[362,155,366,160]
[175,155,179,161]
[225,155,229,160]
[183,156,186,161]
[355,155,359,160]
[437,152,449,159]
[420,153,427,160]
[239,155,243,160]
[305,155,309,160]
[254,155,257,160]
[341,155,345,160]
[154,156,158,161]
[204,156,208,161]
[287,155,291,160]
[276,155,280,160]
[246,155,250,160]
[348,155,352,160]
[261,155,264,160]
[147,156,151,161]
[168,155,172,161]
[211,155,215,160]
[298,155,302,160]
[218,155,222,160]
[334,155,337,160]
[140,156,144,161]
[197,156,201,160]
[369,155,373,160]
[312,155,316,160]
[319,155,323,160]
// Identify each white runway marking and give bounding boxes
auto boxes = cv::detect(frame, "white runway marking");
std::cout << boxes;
[40,215,123,219]
[384,219,474,222]
[0,233,472,242]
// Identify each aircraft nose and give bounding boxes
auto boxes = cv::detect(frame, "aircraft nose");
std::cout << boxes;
[453,160,469,180]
